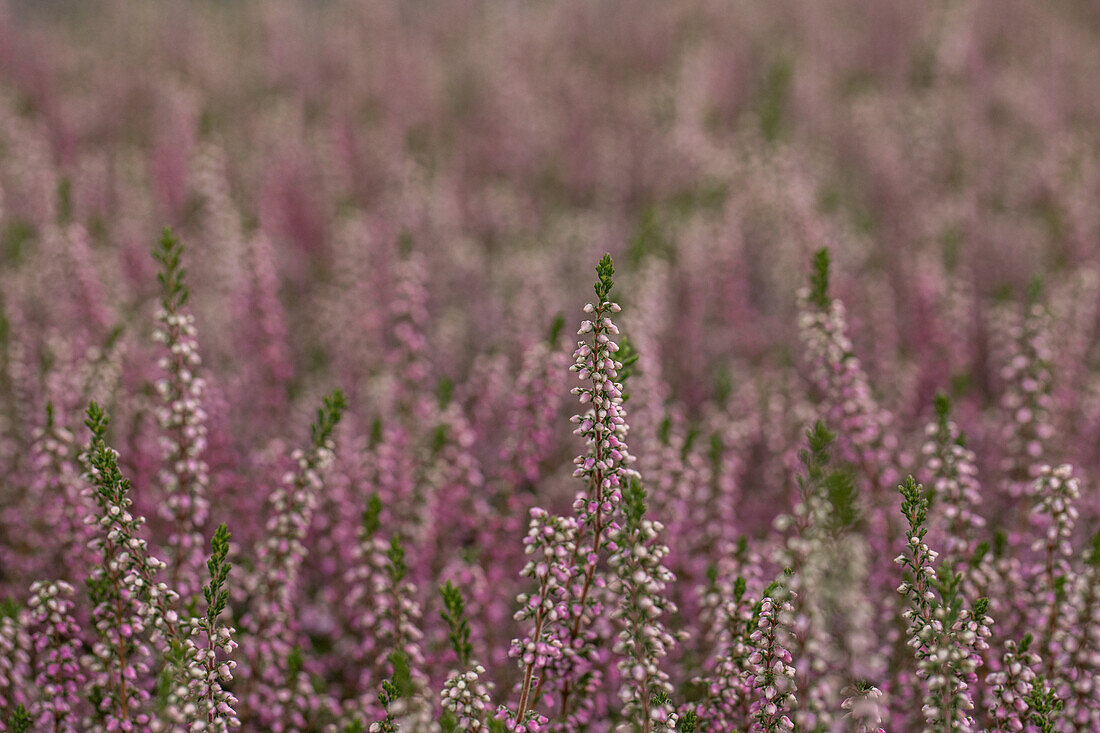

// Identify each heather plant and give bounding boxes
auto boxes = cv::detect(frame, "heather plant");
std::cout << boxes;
[2,1,1100,729]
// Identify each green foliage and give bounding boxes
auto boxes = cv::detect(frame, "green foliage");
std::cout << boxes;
[760,56,792,142]
[622,479,648,527]
[437,376,454,408]
[1027,275,1045,305]
[808,248,831,309]
[1025,678,1063,733]
[594,253,615,302]
[1086,528,1100,567]
[362,494,383,536]
[7,704,31,733]
[287,646,304,684]
[439,581,473,667]
[85,400,110,444]
[204,523,232,624]
[934,391,950,428]
[678,709,699,733]
[340,718,366,733]
[799,420,860,531]
[547,313,566,344]
[310,389,347,448]
[0,597,19,619]
[377,651,414,725]
[85,402,132,508]
[1,219,35,266]
[56,177,73,223]
[823,470,858,531]
[627,207,672,265]
[430,424,449,456]
[386,536,407,585]
[616,337,640,401]
[899,475,928,531]
[933,566,966,628]
[708,432,724,475]
[153,227,190,311]
[657,415,672,446]
[969,541,990,569]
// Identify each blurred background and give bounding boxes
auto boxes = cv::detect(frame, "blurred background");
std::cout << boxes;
[3,0,1100,717]
[2,1,1097,407]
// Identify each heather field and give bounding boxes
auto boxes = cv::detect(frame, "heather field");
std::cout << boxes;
[2,1,1100,731]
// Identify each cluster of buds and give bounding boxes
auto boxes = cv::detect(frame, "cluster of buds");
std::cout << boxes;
[0,607,30,718]
[985,635,1042,732]
[1029,463,1080,674]
[922,395,985,569]
[152,228,211,601]
[608,481,678,731]
[996,299,1055,495]
[505,508,577,726]
[839,683,887,733]
[569,254,638,523]
[746,587,797,732]
[441,665,492,730]
[1059,530,1100,728]
[342,496,400,717]
[25,580,85,732]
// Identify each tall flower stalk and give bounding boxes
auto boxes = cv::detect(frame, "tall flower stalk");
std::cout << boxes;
[152,228,211,602]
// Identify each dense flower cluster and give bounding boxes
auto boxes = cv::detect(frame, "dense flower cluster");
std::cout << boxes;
[2,1,1100,730]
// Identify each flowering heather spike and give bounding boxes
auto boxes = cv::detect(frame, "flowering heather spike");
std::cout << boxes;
[238,389,346,729]
[608,480,677,732]
[921,394,984,571]
[178,523,240,731]
[1058,529,1100,727]
[1,404,95,590]
[986,634,1041,733]
[83,401,188,731]
[152,227,210,602]
[797,252,896,496]
[1028,464,1080,678]
[780,421,881,730]
[839,682,887,733]
[25,580,85,732]
[505,508,575,729]
[896,475,990,732]
[439,580,491,731]
[440,663,491,731]
[694,548,763,729]
[551,253,639,721]
[996,299,1055,497]
[746,582,797,732]
[0,603,31,723]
